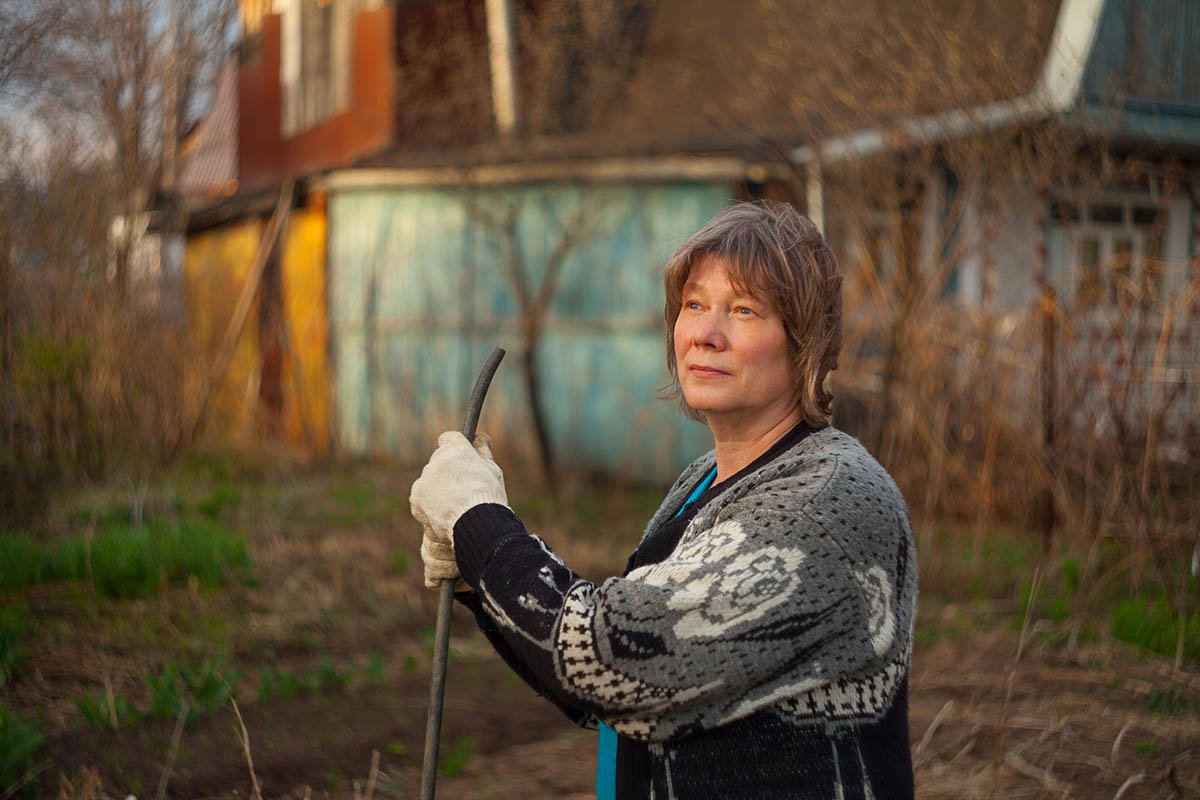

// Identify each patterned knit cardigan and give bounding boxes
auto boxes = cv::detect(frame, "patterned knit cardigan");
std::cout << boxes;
[453,426,918,799]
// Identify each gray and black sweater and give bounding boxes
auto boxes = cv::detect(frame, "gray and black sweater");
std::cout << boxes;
[454,425,917,799]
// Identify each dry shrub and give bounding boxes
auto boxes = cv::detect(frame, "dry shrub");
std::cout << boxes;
[839,301,1046,524]
[818,132,1199,626]
[0,280,188,524]
[1047,268,1199,650]
[1,0,233,524]
[822,128,1082,533]
[0,134,187,525]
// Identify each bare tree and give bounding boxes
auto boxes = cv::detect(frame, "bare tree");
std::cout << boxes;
[0,0,236,522]
[40,0,236,297]
[466,188,615,492]
[0,0,56,94]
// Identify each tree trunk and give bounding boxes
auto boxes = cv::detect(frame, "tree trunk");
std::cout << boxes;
[0,226,11,379]
[1039,285,1057,554]
[520,324,557,494]
[258,248,285,439]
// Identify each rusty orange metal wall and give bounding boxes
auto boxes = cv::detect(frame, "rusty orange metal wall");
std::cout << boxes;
[280,203,331,454]
[184,220,265,444]
[237,4,396,193]
[184,206,331,455]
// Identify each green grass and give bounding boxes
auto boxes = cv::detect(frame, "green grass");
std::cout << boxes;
[178,451,238,483]
[913,599,988,647]
[916,525,1044,602]
[1147,687,1200,717]
[364,652,384,684]
[313,653,351,690]
[508,480,666,543]
[141,658,236,727]
[0,519,251,598]
[438,736,476,778]
[1110,596,1200,665]
[1060,555,1081,595]
[258,666,306,700]
[195,485,242,522]
[315,474,403,525]
[1012,571,1077,630]
[255,654,357,702]
[0,704,43,798]
[0,605,31,687]
[65,500,140,528]
[75,691,138,729]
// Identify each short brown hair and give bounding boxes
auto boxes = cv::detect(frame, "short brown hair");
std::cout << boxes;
[663,199,843,426]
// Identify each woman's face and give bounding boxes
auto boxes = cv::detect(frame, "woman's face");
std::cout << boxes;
[673,256,798,431]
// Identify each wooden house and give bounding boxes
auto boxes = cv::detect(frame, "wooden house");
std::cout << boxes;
[178,0,1199,478]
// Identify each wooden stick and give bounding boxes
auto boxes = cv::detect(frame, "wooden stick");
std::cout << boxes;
[230,694,263,800]
[154,698,190,800]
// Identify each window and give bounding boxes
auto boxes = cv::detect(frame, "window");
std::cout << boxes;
[1045,192,1190,307]
[279,0,359,136]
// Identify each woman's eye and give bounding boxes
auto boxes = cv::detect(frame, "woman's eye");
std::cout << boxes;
[685,301,701,310]
[735,306,757,316]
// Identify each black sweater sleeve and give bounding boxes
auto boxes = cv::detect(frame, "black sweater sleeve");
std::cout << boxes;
[452,504,596,729]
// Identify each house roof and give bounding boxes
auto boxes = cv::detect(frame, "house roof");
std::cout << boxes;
[360,0,1065,171]
[615,0,1063,149]
[178,54,239,203]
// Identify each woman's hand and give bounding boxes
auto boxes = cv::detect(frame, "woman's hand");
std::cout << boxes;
[419,530,466,590]
[410,431,509,585]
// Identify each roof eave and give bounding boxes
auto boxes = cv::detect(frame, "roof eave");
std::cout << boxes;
[316,154,789,191]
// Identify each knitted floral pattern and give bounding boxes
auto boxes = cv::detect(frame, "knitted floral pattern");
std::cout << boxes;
[631,520,810,639]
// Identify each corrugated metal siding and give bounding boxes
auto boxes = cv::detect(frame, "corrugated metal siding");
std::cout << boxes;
[1083,0,1200,111]
[328,182,731,479]
[184,208,333,455]
[281,206,332,453]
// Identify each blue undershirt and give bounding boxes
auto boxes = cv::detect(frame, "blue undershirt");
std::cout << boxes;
[595,465,718,800]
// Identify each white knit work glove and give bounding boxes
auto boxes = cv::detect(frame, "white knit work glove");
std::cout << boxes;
[409,431,508,546]
[419,527,467,590]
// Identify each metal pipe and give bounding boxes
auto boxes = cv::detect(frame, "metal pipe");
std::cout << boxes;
[806,159,825,236]
[420,346,506,800]
[485,0,519,136]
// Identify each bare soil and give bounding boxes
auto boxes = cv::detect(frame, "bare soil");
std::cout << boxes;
[8,464,1199,799]
[39,625,1200,799]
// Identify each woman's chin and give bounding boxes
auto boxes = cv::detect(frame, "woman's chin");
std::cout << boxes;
[682,397,723,417]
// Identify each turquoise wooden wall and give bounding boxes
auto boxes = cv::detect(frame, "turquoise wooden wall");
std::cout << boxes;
[327,182,732,481]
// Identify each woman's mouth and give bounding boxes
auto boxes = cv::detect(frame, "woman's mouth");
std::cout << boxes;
[689,365,730,377]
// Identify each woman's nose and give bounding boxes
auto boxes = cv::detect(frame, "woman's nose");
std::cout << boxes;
[692,314,728,350]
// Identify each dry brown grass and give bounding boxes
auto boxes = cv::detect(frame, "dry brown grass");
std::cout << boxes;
[5,459,1195,799]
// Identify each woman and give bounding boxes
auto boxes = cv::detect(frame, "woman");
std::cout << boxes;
[410,200,917,799]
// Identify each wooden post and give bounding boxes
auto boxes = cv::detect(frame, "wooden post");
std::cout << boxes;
[1039,284,1057,554]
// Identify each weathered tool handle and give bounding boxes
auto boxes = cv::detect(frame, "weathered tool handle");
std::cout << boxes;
[420,346,506,800]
